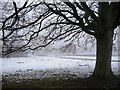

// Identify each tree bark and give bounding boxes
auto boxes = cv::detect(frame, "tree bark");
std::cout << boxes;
[91,30,115,80]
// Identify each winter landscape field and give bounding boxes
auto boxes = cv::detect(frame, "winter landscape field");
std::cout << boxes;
[1,54,119,88]
[1,0,120,89]
[1,41,120,88]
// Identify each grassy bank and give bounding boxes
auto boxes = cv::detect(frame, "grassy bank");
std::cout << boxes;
[2,75,120,88]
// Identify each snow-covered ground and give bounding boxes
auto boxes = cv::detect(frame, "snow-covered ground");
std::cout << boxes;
[1,55,119,80]
[61,55,119,62]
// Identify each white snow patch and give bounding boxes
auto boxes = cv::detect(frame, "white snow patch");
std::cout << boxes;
[2,55,119,79]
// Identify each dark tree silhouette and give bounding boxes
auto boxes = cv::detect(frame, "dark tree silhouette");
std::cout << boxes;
[1,1,120,79]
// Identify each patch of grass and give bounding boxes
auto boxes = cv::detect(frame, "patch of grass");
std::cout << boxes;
[3,77,65,88]
[2,76,120,88]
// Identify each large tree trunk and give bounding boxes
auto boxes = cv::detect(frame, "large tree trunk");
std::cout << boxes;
[91,30,115,80]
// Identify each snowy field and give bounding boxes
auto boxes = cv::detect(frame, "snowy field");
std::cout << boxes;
[1,55,120,81]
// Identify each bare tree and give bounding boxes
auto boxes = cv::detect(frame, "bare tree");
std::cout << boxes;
[1,1,120,79]
[1,1,51,55]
